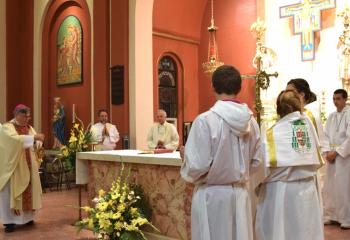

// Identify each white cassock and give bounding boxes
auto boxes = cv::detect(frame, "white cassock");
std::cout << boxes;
[147,121,179,150]
[256,111,324,240]
[181,100,261,240]
[304,101,329,217]
[90,122,119,150]
[323,106,350,226]
[304,101,329,153]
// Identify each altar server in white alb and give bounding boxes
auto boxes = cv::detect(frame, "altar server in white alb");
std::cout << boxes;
[286,78,329,152]
[90,109,119,150]
[180,65,261,240]
[323,89,350,229]
[255,90,324,240]
[286,78,329,216]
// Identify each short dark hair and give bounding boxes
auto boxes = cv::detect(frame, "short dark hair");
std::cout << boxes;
[98,109,108,116]
[287,78,317,104]
[276,90,302,118]
[334,89,348,99]
[212,65,241,95]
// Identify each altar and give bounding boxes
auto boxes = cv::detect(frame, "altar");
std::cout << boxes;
[76,150,193,240]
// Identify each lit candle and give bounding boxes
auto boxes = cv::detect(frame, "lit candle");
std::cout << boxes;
[72,104,75,123]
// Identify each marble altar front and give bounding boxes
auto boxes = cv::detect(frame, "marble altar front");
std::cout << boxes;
[76,150,193,240]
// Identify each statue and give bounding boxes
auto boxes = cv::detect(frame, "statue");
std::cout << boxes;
[52,97,65,149]
[243,18,278,126]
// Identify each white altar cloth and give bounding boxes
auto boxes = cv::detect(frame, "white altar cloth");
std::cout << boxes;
[75,150,181,184]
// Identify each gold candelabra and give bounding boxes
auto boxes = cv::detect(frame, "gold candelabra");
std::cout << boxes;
[242,18,278,125]
[202,0,224,76]
[338,6,350,103]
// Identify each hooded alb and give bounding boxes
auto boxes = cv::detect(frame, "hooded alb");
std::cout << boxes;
[181,100,261,185]
[180,100,261,240]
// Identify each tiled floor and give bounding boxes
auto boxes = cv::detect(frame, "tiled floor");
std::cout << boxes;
[325,224,350,240]
[0,187,95,240]
[0,187,349,240]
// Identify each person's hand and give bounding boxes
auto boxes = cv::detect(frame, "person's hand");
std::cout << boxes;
[12,209,21,216]
[326,151,337,164]
[103,126,109,136]
[34,133,45,142]
[180,146,185,160]
[156,141,165,149]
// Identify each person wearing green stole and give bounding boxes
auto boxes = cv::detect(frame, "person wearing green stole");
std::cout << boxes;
[0,105,45,233]
[286,78,328,221]
[256,90,323,240]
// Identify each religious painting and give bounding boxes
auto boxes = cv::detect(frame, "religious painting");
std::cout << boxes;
[56,15,82,85]
[280,0,336,61]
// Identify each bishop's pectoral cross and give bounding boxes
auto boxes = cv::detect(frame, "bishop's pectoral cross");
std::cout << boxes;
[280,0,336,61]
[242,58,278,126]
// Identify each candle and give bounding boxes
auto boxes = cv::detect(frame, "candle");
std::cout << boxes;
[72,104,75,123]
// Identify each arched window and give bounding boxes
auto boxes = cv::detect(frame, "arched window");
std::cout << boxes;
[158,56,177,118]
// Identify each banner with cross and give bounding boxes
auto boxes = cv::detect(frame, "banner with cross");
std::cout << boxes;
[280,0,336,61]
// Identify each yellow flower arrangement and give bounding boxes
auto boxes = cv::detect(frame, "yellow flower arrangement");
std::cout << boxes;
[77,167,156,240]
[57,116,93,170]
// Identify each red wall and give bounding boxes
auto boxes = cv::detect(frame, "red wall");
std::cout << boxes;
[6,0,34,120]
[199,0,257,113]
[110,0,129,149]
[153,0,206,144]
[41,0,91,147]
[93,0,110,118]
[153,0,207,40]
[153,0,257,128]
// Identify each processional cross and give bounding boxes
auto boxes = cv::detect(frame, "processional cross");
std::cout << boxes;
[242,18,278,126]
[280,0,336,61]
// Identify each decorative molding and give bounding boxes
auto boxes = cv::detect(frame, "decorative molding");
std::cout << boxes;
[33,0,50,131]
[86,0,94,124]
[153,30,200,45]
[0,0,6,123]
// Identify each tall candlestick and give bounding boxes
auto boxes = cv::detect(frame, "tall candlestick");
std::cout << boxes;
[72,104,75,123]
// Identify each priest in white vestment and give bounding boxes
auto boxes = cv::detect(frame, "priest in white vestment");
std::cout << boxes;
[256,90,324,240]
[181,65,261,240]
[90,109,119,150]
[147,109,179,150]
[0,104,45,233]
[323,89,350,229]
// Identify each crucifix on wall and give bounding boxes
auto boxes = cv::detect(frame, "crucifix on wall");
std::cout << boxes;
[280,0,336,61]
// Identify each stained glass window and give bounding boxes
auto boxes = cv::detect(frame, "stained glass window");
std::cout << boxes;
[158,56,177,118]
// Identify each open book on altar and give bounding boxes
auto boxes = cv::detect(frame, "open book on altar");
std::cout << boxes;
[138,149,175,154]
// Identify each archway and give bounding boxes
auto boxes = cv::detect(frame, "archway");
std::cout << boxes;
[41,0,91,147]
